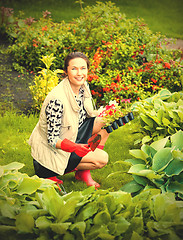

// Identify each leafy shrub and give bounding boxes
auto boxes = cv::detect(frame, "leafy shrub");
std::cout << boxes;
[0,162,182,240]
[121,130,183,200]
[2,2,182,106]
[132,89,183,144]
[29,54,63,110]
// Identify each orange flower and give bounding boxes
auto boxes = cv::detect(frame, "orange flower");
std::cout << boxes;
[164,62,171,69]
[151,78,157,83]
[42,26,48,31]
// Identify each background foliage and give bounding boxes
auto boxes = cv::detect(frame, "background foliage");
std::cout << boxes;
[1,0,183,39]
[1,1,182,109]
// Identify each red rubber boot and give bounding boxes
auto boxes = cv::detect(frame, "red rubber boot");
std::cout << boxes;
[75,170,100,188]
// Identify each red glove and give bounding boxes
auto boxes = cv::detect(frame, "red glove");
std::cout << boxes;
[61,138,91,157]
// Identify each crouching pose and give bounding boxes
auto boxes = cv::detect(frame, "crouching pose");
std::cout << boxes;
[29,52,109,188]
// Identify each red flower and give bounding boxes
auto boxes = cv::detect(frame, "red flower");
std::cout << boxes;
[164,62,171,69]
[151,78,157,84]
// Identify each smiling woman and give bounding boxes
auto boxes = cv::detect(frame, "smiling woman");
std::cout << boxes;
[29,52,110,189]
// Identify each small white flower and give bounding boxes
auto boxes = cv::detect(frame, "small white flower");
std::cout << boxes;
[98,106,105,114]
[109,100,118,106]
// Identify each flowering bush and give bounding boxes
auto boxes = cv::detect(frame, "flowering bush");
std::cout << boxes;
[1,2,182,107]
[29,54,63,110]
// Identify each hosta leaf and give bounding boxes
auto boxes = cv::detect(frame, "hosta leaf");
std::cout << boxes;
[147,114,161,125]
[15,212,34,233]
[42,187,64,219]
[129,217,144,235]
[121,180,143,194]
[125,158,146,165]
[93,210,111,225]
[0,201,16,219]
[113,215,130,235]
[150,136,169,151]
[140,115,154,127]
[171,130,183,150]
[178,109,183,121]
[141,145,157,160]
[174,172,183,183]
[70,221,86,235]
[164,158,183,176]
[128,164,147,174]
[141,135,152,144]
[76,201,99,221]
[35,216,52,230]
[129,149,147,161]
[0,167,4,177]
[131,231,143,240]
[152,148,173,172]
[3,162,24,171]
[16,177,42,195]
[158,89,172,99]
[133,175,148,186]
[162,117,170,126]
[50,222,71,234]
[166,181,183,194]
[137,170,163,180]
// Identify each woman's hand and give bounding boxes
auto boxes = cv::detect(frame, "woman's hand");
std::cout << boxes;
[60,138,91,157]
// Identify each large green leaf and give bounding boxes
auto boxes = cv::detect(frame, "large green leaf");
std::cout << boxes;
[172,149,183,160]
[150,136,169,152]
[174,172,183,184]
[133,175,148,186]
[166,181,183,194]
[171,130,183,150]
[0,167,4,178]
[158,89,172,100]
[152,148,173,172]
[124,159,146,165]
[113,215,130,235]
[3,162,24,171]
[15,212,34,233]
[140,114,154,127]
[129,150,147,161]
[35,216,52,230]
[50,222,71,234]
[16,177,42,195]
[164,158,183,177]
[141,145,157,160]
[93,210,111,225]
[128,164,147,174]
[141,135,152,144]
[76,201,99,222]
[121,180,143,194]
[162,117,170,126]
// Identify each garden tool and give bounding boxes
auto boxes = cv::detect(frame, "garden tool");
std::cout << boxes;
[87,133,101,151]
[47,176,67,195]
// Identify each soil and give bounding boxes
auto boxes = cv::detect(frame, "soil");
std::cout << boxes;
[0,35,34,114]
[0,36,183,114]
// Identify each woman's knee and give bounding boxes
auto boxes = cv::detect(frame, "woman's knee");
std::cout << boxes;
[95,150,108,169]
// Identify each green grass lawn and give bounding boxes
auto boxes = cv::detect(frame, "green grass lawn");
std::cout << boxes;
[0,110,142,192]
[1,0,183,39]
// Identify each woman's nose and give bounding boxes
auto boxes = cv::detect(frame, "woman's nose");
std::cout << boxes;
[77,69,82,75]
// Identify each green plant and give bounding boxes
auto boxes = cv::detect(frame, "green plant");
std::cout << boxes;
[29,54,63,111]
[0,162,182,240]
[132,89,183,144]
[120,130,183,200]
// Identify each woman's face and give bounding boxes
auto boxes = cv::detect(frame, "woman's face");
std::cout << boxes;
[67,57,88,91]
